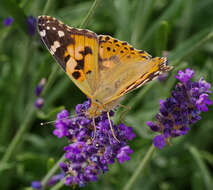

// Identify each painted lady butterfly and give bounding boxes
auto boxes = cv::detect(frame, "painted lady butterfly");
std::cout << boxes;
[37,16,172,119]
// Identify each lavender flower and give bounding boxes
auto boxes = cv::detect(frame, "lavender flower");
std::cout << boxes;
[34,78,46,109]
[3,17,14,27]
[47,173,65,186]
[158,72,168,82]
[34,97,44,109]
[53,100,135,186]
[35,78,46,97]
[31,181,42,189]
[26,16,37,36]
[147,68,212,149]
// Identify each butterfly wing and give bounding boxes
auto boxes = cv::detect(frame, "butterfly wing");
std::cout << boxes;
[94,35,171,104]
[37,16,99,98]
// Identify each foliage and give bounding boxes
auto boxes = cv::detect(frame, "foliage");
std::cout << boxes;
[0,0,213,189]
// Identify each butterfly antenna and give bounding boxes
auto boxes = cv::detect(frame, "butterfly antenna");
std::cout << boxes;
[91,117,97,141]
[40,113,84,126]
[107,112,120,143]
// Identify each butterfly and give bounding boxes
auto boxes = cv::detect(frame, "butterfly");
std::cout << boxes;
[37,15,172,119]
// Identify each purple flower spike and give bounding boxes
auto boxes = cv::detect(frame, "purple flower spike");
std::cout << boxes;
[48,173,65,186]
[158,72,169,82]
[3,17,14,27]
[146,121,160,132]
[53,101,135,186]
[196,94,212,112]
[34,78,46,109]
[153,135,166,149]
[31,181,42,189]
[175,68,194,83]
[117,146,133,163]
[26,16,37,36]
[35,78,46,97]
[147,68,212,149]
[34,97,44,109]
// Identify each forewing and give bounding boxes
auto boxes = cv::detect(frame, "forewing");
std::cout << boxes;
[37,16,99,97]
[94,35,171,104]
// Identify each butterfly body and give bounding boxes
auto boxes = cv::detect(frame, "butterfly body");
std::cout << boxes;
[37,16,172,118]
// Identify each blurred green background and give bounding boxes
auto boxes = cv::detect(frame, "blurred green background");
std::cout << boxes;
[0,0,213,189]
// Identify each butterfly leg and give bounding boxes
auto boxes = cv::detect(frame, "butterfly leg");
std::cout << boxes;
[118,104,131,123]
[92,117,97,141]
[107,112,120,143]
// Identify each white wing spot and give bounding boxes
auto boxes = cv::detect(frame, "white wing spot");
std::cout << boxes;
[58,30,65,37]
[52,27,56,30]
[154,71,160,75]
[50,49,54,55]
[40,30,46,37]
[51,41,61,52]
[46,26,50,30]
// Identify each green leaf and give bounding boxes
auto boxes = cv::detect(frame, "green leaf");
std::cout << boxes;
[131,0,156,47]
[154,20,169,56]
[189,146,213,190]
[168,27,213,63]
[142,0,184,47]
[200,150,213,166]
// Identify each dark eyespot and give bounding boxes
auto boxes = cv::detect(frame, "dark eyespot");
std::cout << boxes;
[64,55,70,62]
[105,36,110,41]
[72,71,81,79]
[86,70,92,74]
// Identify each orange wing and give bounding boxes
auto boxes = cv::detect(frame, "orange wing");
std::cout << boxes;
[93,35,171,104]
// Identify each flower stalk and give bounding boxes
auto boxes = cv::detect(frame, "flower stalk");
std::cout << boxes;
[123,144,155,190]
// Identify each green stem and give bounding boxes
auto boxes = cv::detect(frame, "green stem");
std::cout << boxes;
[41,64,58,96]
[41,154,66,187]
[79,0,100,28]
[49,179,66,190]
[123,144,155,190]
[182,29,213,59]
[189,146,213,190]
[42,0,55,15]
[0,104,35,170]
